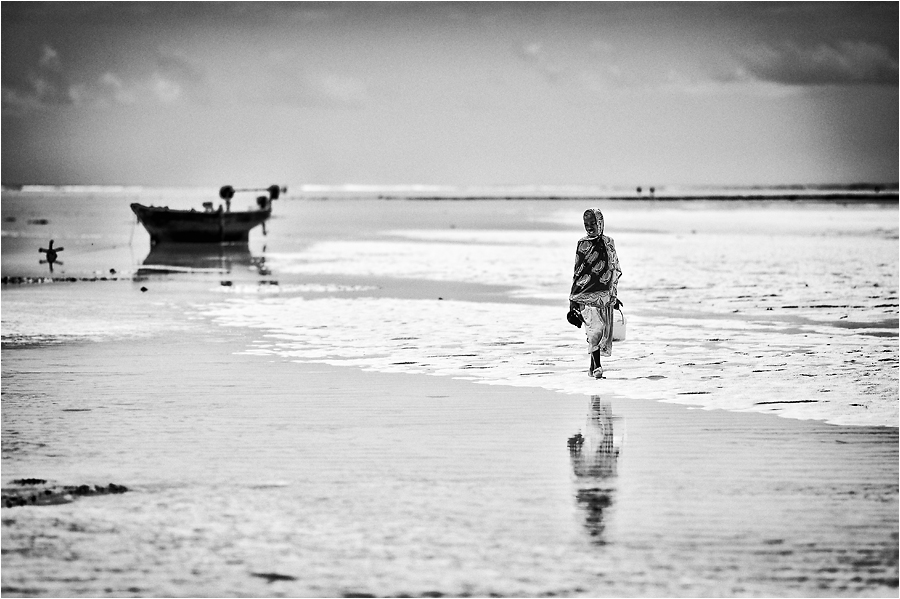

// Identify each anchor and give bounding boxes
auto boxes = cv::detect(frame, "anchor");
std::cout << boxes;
[38,239,64,273]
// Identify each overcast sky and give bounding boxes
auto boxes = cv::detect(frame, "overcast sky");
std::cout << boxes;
[2,2,897,187]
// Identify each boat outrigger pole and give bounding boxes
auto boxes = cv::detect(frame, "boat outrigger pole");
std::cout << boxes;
[218,185,287,212]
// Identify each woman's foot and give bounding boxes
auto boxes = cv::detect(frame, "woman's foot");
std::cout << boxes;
[590,350,604,378]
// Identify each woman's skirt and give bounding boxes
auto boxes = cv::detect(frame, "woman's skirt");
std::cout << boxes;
[579,302,614,357]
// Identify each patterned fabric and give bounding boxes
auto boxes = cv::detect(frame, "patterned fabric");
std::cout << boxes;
[569,209,621,308]
[581,303,615,357]
[569,208,622,357]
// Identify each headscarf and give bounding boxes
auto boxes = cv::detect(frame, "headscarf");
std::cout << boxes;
[570,208,621,306]
[583,208,604,239]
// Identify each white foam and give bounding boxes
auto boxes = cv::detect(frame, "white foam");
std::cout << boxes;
[213,283,377,295]
[197,207,897,427]
[198,295,897,427]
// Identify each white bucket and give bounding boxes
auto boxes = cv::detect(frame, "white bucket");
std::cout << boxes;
[612,308,627,341]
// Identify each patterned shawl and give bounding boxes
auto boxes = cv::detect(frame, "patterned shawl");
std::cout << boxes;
[569,208,621,306]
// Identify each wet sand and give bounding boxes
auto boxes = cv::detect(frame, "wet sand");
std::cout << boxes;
[2,284,898,597]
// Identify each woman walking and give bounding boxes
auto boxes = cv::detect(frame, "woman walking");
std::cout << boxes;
[568,208,622,378]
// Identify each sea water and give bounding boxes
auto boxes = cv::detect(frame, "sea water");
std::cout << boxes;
[206,201,897,427]
[2,187,898,597]
[3,187,898,427]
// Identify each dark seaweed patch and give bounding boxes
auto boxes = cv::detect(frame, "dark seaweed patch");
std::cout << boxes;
[251,572,297,583]
[2,482,128,508]
[755,400,819,405]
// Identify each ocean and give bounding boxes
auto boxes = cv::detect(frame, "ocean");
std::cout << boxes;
[1,185,898,597]
[3,185,897,426]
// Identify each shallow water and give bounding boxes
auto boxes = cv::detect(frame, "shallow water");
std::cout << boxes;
[3,332,897,597]
[6,192,896,426]
[2,190,898,597]
[198,202,898,426]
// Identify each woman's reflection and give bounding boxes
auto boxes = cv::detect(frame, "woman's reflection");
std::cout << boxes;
[568,395,623,545]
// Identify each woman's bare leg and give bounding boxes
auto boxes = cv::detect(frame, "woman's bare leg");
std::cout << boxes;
[591,349,604,378]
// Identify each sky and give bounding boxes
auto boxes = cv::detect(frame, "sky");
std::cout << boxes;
[2,1,897,187]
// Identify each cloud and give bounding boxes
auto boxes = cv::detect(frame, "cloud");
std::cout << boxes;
[518,42,564,84]
[737,40,898,86]
[311,73,367,107]
[68,71,182,107]
[1,86,47,115]
[258,51,369,109]
[657,68,803,99]
[0,44,68,113]
[571,64,802,100]
[2,45,208,114]
[268,71,368,109]
[235,70,369,110]
[99,73,136,105]
[572,37,897,99]
[152,49,208,101]
[38,44,60,71]
[150,74,181,104]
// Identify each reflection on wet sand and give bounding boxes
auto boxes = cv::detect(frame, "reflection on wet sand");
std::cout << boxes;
[138,243,269,276]
[569,396,623,545]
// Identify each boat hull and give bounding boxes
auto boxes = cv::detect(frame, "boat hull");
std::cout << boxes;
[131,203,271,244]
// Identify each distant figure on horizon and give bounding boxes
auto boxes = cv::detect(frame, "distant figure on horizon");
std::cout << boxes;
[567,209,621,378]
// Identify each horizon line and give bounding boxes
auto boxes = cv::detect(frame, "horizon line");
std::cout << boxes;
[3,182,898,193]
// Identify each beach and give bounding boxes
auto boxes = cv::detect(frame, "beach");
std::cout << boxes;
[2,188,898,597]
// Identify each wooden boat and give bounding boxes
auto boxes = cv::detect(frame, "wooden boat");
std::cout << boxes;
[131,185,285,244]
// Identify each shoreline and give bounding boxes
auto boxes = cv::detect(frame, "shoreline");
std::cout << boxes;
[367,193,899,202]
[3,184,898,206]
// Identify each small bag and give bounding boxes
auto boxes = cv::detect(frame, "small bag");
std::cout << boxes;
[566,309,584,328]
[612,301,627,341]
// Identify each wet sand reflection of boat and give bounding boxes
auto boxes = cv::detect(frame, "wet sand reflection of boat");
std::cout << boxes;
[131,185,285,245]
[137,242,268,276]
